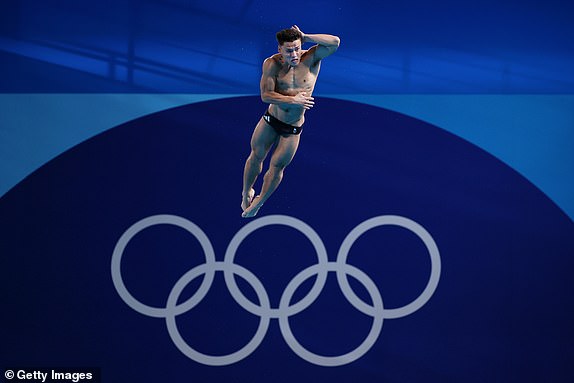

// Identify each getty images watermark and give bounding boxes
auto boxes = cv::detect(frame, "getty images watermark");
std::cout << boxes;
[3,368,100,383]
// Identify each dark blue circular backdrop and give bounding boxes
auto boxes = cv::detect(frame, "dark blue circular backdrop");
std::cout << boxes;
[1,96,573,382]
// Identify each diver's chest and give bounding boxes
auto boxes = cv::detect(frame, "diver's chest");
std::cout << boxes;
[276,68,316,88]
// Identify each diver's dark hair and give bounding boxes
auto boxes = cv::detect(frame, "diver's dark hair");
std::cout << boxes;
[276,28,303,46]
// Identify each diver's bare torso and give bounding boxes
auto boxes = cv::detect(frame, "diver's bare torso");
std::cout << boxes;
[266,49,321,127]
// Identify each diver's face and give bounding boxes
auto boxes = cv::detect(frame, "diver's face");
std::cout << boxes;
[279,40,302,66]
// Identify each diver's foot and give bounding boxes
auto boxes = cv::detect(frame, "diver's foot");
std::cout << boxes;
[241,196,263,218]
[241,188,255,211]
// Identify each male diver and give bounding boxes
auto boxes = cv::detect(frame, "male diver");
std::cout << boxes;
[241,25,340,217]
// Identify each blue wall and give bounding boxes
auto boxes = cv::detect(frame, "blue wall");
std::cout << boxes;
[1,0,574,93]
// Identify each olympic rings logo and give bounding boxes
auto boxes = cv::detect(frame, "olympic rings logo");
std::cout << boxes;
[111,214,441,367]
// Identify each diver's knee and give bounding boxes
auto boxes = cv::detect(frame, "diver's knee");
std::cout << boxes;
[270,161,289,173]
[249,149,266,164]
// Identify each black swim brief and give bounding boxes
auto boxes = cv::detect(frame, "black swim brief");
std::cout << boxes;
[263,110,303,135]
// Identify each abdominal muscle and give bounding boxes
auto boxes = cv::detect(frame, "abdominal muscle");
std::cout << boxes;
[268,87,314,127]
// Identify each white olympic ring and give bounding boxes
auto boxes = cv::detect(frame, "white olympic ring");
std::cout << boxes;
[111,214,441,367]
